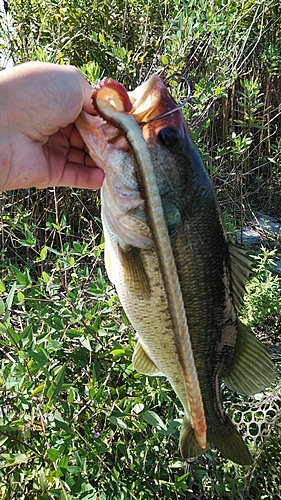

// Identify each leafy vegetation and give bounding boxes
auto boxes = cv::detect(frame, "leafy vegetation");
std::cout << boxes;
[242,247,281,329]
[1,0,281,498]
[1,206,280,499]
[0,207,189,499]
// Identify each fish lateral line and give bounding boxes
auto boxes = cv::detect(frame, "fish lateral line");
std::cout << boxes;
[92,78,207,451]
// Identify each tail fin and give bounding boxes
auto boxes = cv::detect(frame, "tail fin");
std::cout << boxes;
[208,415,253,465]
[180,414,253,465]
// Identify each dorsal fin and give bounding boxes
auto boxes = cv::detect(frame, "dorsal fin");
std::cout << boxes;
[228,242,252,310]
[224,321,276,395]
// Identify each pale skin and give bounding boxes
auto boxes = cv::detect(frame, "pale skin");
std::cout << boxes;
[0,61,104,191]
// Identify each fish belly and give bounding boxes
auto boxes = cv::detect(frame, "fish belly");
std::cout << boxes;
[103,215,191,417]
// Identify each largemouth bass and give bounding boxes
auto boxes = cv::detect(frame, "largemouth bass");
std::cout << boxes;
[76,75,275,465]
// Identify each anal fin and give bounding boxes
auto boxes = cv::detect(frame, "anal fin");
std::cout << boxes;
[180,414,206,461]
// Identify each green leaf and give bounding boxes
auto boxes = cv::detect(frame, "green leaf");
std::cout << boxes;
[24,268,32,286]
[46,316,64,331]
[58,454,68,469]
[29,348,49,367]
[80,337,92,351]
[40,247,48,260]
[97,268,106,290]
[9,265,31,285]
[54,411,74,434]
[110,348,125,356]
[45,246,63,256]
[67,465,81,475]
[47,364,66,401]
[42,271,51,283]
[31,383,45,396]
[67,387,76,403]
[141,410,167,430]
[47,448,60,462]
[6,282,16,309]
[113,467,119,480]
[0,299,5,315]
[0,320,8,333]
[17,290,25,303]
[109,415,128,429]
[18,239,35,247]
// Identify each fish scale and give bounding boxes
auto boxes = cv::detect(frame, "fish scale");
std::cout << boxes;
[75,74,276,465]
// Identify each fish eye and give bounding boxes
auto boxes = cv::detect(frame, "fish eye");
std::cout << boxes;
[157,127,180,149]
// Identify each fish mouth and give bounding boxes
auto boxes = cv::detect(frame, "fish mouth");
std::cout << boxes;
[129,75,180,125]
[130,75,170,123]
[75,74,185,170]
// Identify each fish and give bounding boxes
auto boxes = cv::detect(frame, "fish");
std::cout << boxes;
[75,75,276,465]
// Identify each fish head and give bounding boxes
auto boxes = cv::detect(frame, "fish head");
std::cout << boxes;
[76,75,207,247]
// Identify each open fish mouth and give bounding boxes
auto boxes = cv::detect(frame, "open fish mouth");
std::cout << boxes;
[75,74,188,165]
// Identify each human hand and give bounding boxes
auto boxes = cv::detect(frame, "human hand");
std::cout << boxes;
[0,61,104,191]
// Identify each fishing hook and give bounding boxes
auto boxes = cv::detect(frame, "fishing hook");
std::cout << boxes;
[141,73,192,126]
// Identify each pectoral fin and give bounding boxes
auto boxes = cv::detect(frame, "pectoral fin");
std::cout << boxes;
[224,321,276,395]
[104,241,115,284]
[133,340,162,376]
[118,244,150,299]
